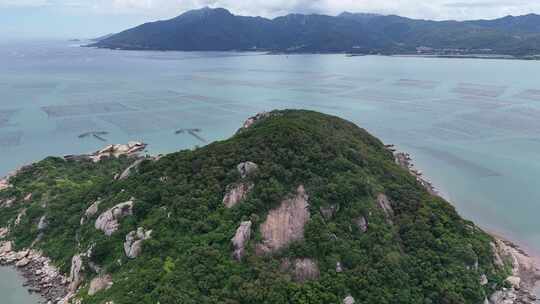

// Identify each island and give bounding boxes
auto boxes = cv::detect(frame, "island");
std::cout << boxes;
[90,7,540,58]
[0,110,538,304]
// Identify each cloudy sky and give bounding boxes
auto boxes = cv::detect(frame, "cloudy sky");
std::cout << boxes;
[2,0,540,39]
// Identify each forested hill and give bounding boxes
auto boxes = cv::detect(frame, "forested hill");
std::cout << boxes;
[0,110,514,303]
[90,7,540,56]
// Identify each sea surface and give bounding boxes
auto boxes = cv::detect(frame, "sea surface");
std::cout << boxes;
[1,40,540,301]
[0,266,42,303]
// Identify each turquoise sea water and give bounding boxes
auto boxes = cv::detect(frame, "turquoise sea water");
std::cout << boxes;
[1,40,540,300]
[0,266,42,303]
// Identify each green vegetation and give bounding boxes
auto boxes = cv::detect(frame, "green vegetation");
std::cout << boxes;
[0,110,508,303]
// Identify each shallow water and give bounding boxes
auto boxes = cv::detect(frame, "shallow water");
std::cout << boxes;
[0,266,42,303]
[1,40,540,300]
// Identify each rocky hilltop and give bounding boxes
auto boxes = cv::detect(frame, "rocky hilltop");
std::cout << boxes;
[0,110,537,304]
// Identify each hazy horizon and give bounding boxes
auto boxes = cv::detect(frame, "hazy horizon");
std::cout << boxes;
[2,0,540,40]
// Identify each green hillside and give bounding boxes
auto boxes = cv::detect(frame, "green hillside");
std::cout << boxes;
[0,110,510,304]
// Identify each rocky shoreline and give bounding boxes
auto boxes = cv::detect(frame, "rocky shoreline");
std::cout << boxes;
[487,236,540,304]
[389,145,540,304]
[0,241,69,304]
[0,142,148,304]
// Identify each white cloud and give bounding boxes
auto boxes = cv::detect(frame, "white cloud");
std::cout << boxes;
[2,0,540,20]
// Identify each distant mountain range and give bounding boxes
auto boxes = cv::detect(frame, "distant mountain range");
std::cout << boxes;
[90,7,540,56]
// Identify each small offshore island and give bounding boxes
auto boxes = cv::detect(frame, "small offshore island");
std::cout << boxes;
[0,110,539,304]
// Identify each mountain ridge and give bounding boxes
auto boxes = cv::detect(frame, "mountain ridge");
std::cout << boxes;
[90,7,540,56]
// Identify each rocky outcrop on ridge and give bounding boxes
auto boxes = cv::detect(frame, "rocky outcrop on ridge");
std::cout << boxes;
[64,142,146,163]
[239,112,273,130]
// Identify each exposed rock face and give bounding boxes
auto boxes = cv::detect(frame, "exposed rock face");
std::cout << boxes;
[16,257,30,267]
[257,185,310,254]
[68,254,84,293]
[355,216,368,233]
[480,274,488,285]
[506,276,521,289]
[23,193,32,202]
[81,200,101,225]
[14,208,26,226]
[0,241,12,254]
[491,241,506,267]
[320,205,338,220]
[88,274,113,296]
[118,158,145,180]
[124,227,152,259]
[95,200,134,236]
[222,161,258,209]
[92,142,146,162]
[343,295,355,304]
[231,221,252,261]
[336,261,343,273]
[240,112,272,130]
[488,238,540,304]
[0,166,30,192]
[223,182,253,208]
[237,161,258,179]
[15,250,28,260]
[37,215,48,231]
[281,258,320,283]
[0,197,15,208]
[0,177,9,191]
[65,142,147,163]
[0,227,9,239]
[377,193,394,224]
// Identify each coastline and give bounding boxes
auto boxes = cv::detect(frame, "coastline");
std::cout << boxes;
[0,242,68,304]
[85,44,540,61]
[0,142,148,304]
[390,146,540,304]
